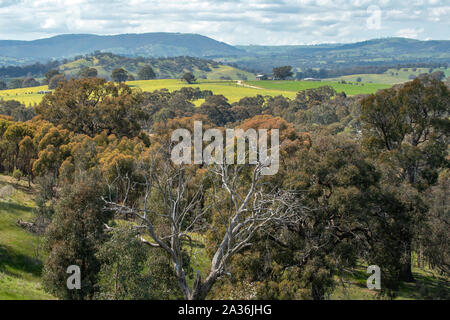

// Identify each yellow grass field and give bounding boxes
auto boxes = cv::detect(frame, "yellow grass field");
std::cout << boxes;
[0,79,393,107]
[128,79,298,102]
[0,80,297,106]
[0,86,49,107]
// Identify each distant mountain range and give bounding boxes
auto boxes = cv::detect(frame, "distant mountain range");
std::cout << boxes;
[237,38,450,56]
[0,33,245,63]
[0,33,449,72]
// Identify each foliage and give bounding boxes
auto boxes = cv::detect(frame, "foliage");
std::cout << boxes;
[0,75,448,301]
[138,65,156,80]
[96,228,153,300]
[48,74,66,90]
[36,78,146,137]
[111,68,129,83]
[42,176,111,300]
[78,67,98,78]
[273,66,293,80]
[182,72,196,84]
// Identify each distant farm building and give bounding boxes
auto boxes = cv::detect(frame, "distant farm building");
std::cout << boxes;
[303,78,321,81]
[256,74,268,80]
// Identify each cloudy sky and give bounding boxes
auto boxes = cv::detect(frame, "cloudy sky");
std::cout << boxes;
[0,0,449,45]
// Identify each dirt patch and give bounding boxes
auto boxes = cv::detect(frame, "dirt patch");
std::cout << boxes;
[0,185,16,199]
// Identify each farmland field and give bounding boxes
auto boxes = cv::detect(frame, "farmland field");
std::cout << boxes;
[128,79,298,102]
[0,79,393,107]
[245,80,392,95]
[0,86,48,107]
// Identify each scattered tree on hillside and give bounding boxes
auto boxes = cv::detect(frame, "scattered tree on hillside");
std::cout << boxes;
[138,65,156,80]
[23,77,41,88]
[48,74,66,89]
[182,72,196,84]
[45,70,61,83]
[111,68,128,83]
[78,67,98,79]
[273,66,293,80]
[9,79,23,89]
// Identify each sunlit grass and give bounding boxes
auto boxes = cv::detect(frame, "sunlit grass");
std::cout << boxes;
[0,175,54,300]
[128,79,298,102]
[245,80,391,95]
[0,85,48,107]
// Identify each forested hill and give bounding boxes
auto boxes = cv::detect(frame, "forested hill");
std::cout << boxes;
[0,52,256,81]
[0,33,245,64]
[233,37,450,72]
[58,53,255,80]
[238,38,450,57]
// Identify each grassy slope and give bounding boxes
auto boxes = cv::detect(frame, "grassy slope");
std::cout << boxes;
[330,264,449,300]
[326,67,450,84]
[0,175,54,299]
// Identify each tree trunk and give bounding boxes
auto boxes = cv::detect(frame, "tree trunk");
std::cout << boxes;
[399,240,415,282]
[189,271,219,300]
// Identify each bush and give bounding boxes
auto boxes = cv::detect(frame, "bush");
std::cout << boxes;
[12,168,23,181]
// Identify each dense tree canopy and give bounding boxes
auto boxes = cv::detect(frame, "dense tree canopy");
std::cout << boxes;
[0,75,448,300]
[36,78,146,137]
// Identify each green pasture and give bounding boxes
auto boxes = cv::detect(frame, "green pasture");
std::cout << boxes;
[326,67,450,84]
[245,80,391,95]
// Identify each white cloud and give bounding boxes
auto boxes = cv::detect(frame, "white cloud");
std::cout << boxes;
[396,28,424,39]
[0,0,448,44]
[41,18,56,29]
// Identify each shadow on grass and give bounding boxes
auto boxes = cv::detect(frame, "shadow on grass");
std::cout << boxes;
[11,182,35,195]
[0,200,33,213]
[0,244,42,278]
[398,271,450,300]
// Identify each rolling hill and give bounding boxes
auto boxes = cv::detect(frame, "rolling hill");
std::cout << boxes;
[0,33,245,63]
[238,38,450,58]
[57,53,256,81]
[0,34,448,72]
[232,37,450,72]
